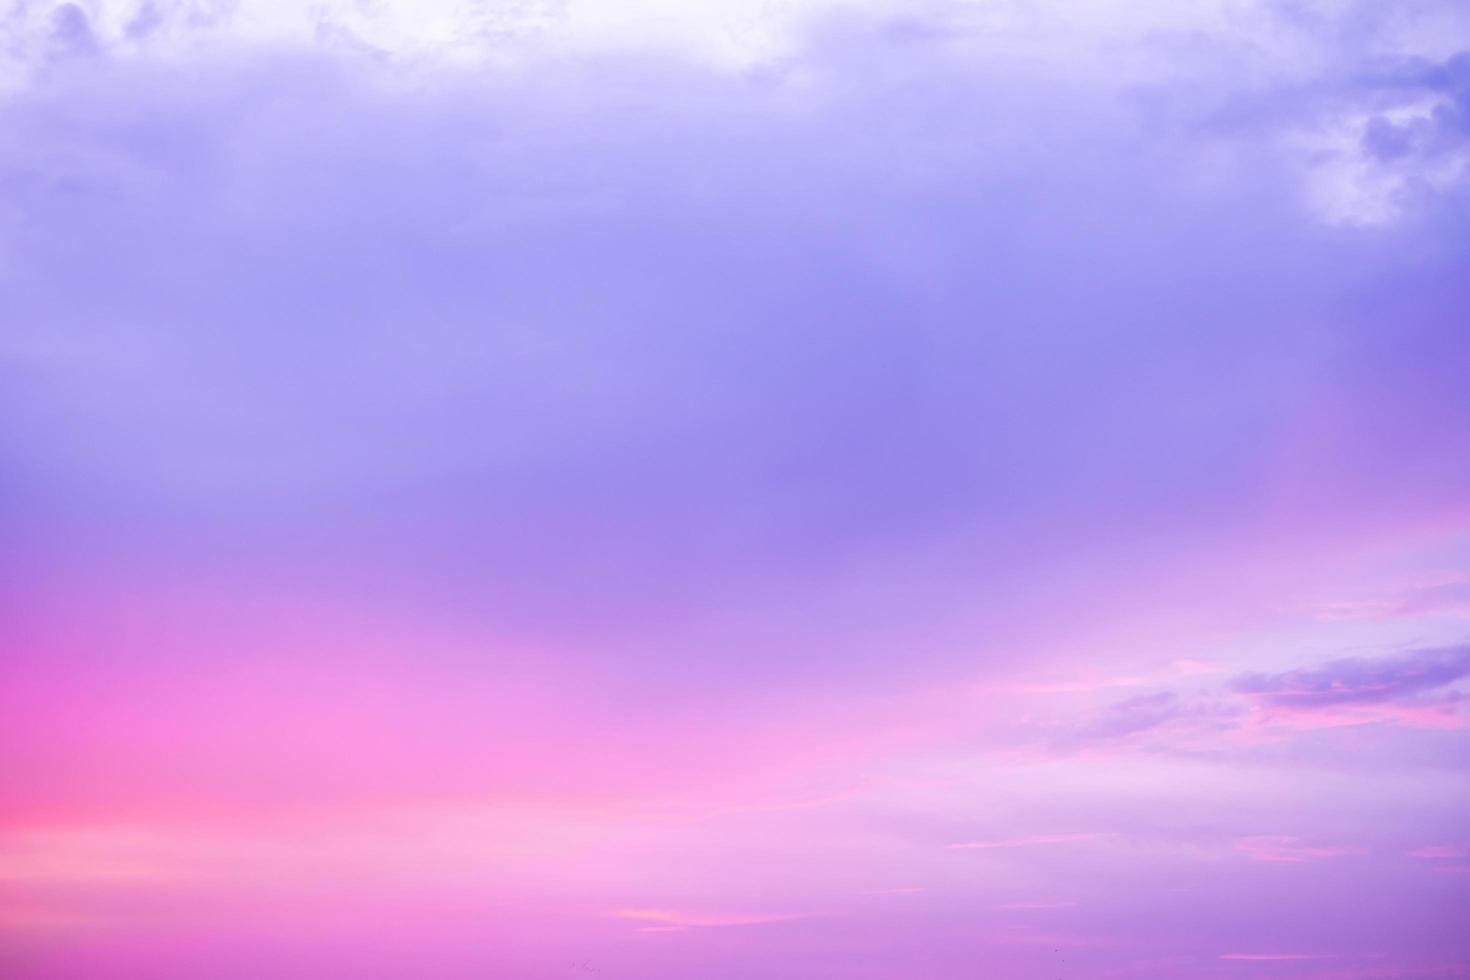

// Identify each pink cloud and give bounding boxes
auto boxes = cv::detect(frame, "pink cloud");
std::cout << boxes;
[995,657,1226,697]
[1244,699,1470,734]
[612,908,803,928]
[1235,836,1363,863]
[1314,577,1470,622]
[859,887,926,896]
[949,833,1106,850]
[1220,953,1334,961]
[993,676,1156,696]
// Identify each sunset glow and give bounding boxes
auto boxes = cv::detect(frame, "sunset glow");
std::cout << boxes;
[3,1,1469,977]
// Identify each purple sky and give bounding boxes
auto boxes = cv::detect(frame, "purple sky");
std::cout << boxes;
[2,1,1469,977]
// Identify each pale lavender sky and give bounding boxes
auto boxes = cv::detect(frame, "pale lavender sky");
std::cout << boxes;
[2,1,1469,978]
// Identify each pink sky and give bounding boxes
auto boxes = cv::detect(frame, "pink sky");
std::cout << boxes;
[2,1,1469,977]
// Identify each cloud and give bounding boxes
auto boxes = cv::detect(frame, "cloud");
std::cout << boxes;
[1232,646,1470,709]
[859,886,925,896]
[1359,50,1470,160]
[1045,644,1470,763]
[1,0,1465,712]
[948,833,1105,851]
[1315,578,1470,621]
[1072,692,1200,740]
[613,908,802,928]
[1234,836,1362,863]
[1219,952,1333,961]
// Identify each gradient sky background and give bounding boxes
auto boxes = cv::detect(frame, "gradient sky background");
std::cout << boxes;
[2,1,1470,977]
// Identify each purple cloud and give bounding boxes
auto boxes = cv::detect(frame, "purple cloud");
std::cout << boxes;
[1,5,1466,695]
[1070,692,1233,742]
[1358,50,1470,161]
[1048,645,1470,762]
[1232,646,1470,710]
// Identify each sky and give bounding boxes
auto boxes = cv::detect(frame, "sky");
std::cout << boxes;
[1,0,1469,977]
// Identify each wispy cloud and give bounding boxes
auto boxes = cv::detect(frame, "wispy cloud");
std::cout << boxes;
[949,833,1105,851]
[1219,952,1334,961]
[1048,644,1470,758]
[1234,836,1362,863]
[612,908,803,929]
[859,886,925,896]
[1315,578,1470,622]
[1071,692,1228,741]
[1232,646,1470,709]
